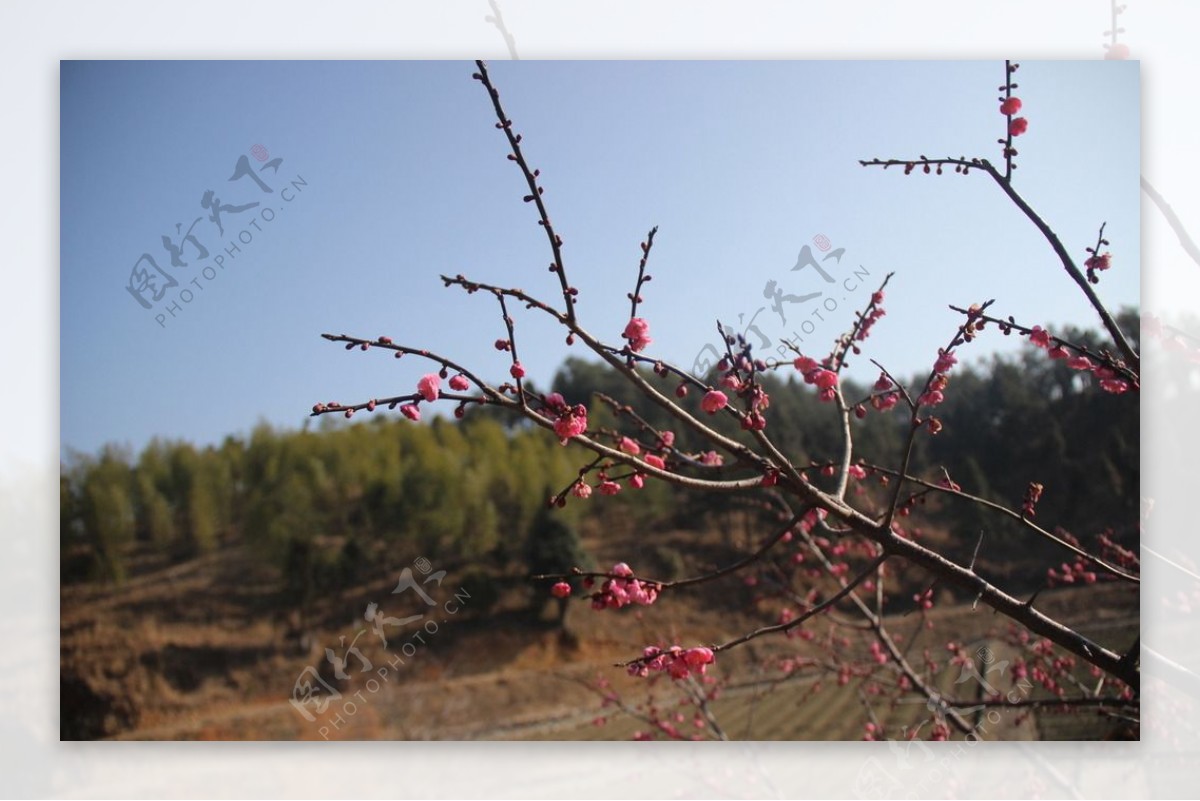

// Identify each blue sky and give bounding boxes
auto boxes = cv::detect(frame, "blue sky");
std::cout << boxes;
[61,60,1139,458]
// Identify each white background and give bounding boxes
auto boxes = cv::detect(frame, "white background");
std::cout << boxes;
[2,0,1196,797]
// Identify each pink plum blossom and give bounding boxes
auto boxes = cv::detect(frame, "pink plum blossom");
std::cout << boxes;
[1067,355,1095,371]
[701,390,728,414]
[416,373,441,402]
[623,317,653,352]
[553,405,588,444]
[934,350,957,374]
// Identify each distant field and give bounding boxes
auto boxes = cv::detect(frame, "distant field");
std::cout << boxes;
[61,529,1137,742]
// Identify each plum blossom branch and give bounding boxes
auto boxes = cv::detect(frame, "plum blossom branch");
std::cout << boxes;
[859,156,982,174]
[785,522,976,736]
[484,0,520,60]
[617,553,888,668]
[533,509,807,592]
[823,276,893,501]
[829,274,893,372]
[312,333,503,414]
[881,525,1136,690]
[1104,0,1129,59]
[981,163,1139,371]
[880,301,992,531]
[1084,222,1112,285]
[860,462,1140,584]
[313,61,1139,718]
[626,226,658,325]
[859,61,1138,371]
[473,60,574,323]
[494,292,527,405]
[940,696,1135,710]
[438,272,771,464]
[947,305,1138,386]
[1000,60,1022,178]
[1141,177,1200,267]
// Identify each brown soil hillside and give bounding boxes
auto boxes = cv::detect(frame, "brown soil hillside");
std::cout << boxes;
[60,522,1137,741]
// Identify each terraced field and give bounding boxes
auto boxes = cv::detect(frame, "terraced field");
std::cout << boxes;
[63,536,1137,741]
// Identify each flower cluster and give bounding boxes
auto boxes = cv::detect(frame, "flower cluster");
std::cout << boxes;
[623,317,653,353]
[590,562,660,610]
[1002,92,1028,137]
[917,373,948,408]
[700,390,728,414]
[934,348,957,374]
[793,355,839,402]
[417,373,441,402]
[1085,251,1112,275]
[798,506,827,533]
[1097,530,1139,570]
[1046,559,1098,587]
[856,291,887,342]
[914,346,961,409]
[582,438,669,497]
[1026,325,1133,394]
[1021,481,1044,518]
[543,392,589,444]
[628,645,716,680]
[869,373,900,412]
[1094,366,1133,394]
[1009,638,1080,698]
[1084,233,1114,284]
[1000,96,1022,116]
[997,61,1027,169]
[708,352,774,430]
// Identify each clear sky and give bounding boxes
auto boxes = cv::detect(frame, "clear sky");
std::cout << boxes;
[61,60,1139,458]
